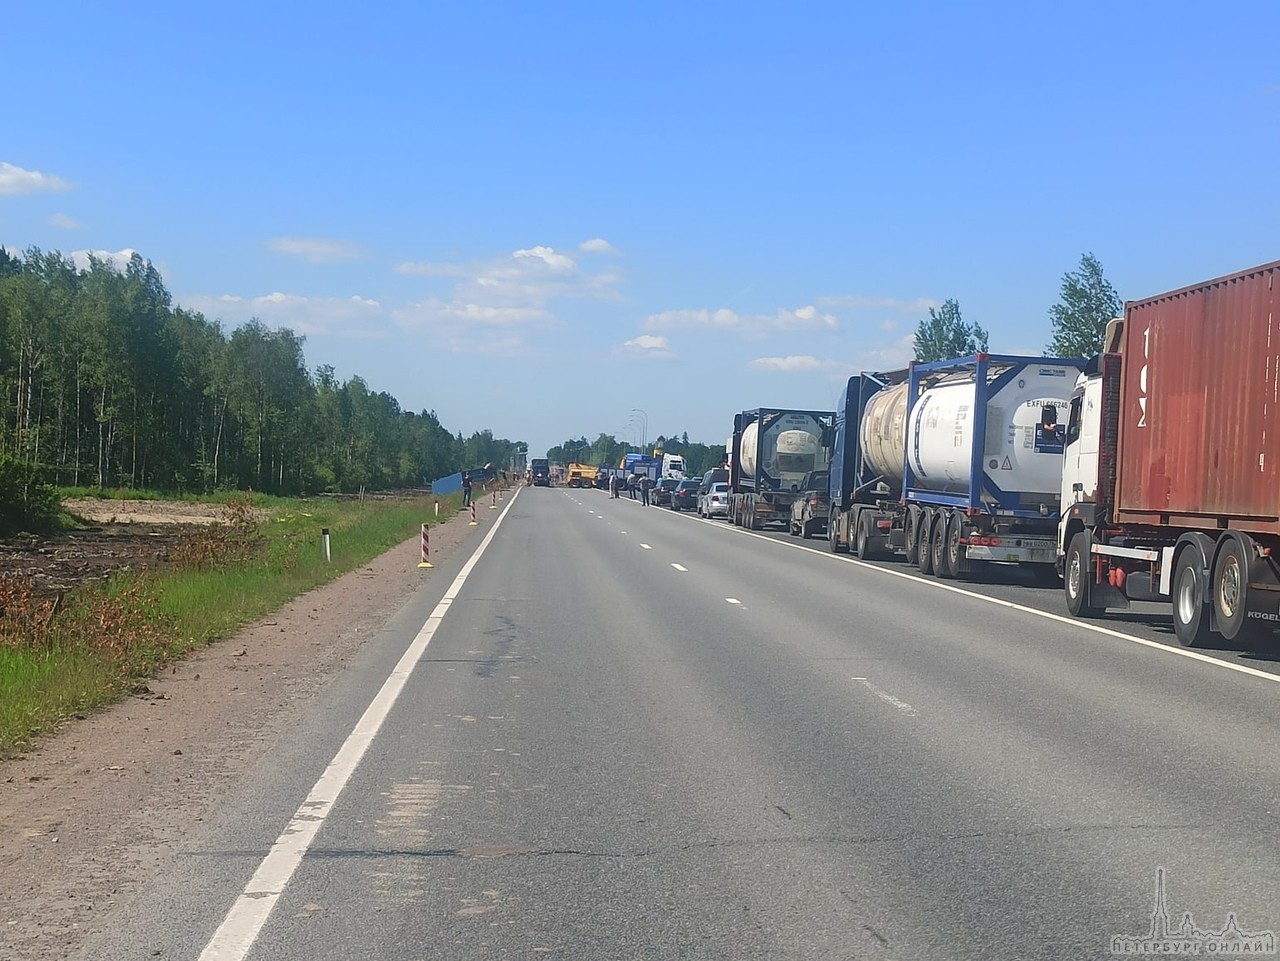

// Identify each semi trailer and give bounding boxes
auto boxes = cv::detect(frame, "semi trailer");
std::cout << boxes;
[1059,259,1280,647]
[728,408,834,530]
[827,354,1084,579]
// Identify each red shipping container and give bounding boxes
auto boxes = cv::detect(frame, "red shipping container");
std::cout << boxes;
[1116,260,1280,532]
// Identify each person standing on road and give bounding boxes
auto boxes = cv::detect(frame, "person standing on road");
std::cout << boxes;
[640,475,651,506]
[628,475,637,500]
[462,471,472,508]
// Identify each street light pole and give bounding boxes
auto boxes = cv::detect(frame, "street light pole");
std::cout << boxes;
[630,408,648,453]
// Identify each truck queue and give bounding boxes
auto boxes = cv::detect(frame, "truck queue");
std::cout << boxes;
[541,259,1280,651]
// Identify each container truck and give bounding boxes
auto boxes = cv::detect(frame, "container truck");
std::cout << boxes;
[729,408,834,530]
[827,354,1084,579]
[1059,259,1280,647]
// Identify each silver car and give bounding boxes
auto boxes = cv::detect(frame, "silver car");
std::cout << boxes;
[699,482,730,518]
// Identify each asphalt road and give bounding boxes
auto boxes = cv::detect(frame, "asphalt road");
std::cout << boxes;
[81,486,1280,960]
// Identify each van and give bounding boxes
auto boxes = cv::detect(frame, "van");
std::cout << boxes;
[699,467,728,496]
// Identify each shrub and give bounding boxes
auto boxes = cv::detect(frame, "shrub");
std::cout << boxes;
[0,457,60,534]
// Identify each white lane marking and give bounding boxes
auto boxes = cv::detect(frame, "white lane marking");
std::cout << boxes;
[851,677,919,716]
[672,563,688,572]
[620,532,627,535]
[197,490,522,961]
[715,522,1280,688]
[640,544,652,550]
[726,598,741,605]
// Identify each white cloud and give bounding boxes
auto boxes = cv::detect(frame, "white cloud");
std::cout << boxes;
[513,245,576,272]
[579,237,617,253]
[619,334,676,359]
[184,291,384,337]
[643,304,836,335]
[50,212,84,230]
[389,244,623,354]
[268,236,368,263]
[749,355,850,373]
[70,248,139,273]
[858,334,918,370]
[0,162,72,195]
[644,307,743,330]
[817,294,941,313]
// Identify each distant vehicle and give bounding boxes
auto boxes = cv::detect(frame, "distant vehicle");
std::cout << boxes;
[658,452,686,479]
[789,469,830,538]
[729,408,833,530]
[530,458,551,487]
[565,463,598,488]
[670,478,701,511]
[699,482,730,518]
[652,477,680,507]
[698,467,729,497]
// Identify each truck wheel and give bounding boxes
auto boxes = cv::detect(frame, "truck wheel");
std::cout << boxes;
[829,511,848,554]
[917,510,935,575]
[944,511,966,577]
[932,512,954,578]
[1172,549,1213,648]
[855,512,876,560]
[1212,534,1253,641]
[904,509,920,566]
[1065,532,1103,618]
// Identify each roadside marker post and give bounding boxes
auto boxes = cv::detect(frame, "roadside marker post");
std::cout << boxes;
[418,524,433,568]
[321,527,331,563]
[490,490,498,509]
[469,503,478,526]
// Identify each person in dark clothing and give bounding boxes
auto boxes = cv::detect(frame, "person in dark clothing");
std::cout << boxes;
[462,471,472,508]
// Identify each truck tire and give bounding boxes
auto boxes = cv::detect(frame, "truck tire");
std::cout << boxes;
[1172,548,1213,648]
[1064,532,1103,618]
[1212,533,1254,642]
[917,509,935,575]
[856,511,877,560]
[931,511,955,578]
[829,510,849,554]
[943,511,966,577]
[904,509,920,566]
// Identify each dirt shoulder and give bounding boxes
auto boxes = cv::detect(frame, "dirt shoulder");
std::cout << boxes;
[0,497,493,961]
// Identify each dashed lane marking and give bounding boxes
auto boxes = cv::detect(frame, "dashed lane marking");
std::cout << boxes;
[851,677,920,717]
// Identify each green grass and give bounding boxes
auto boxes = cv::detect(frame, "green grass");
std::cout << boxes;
[0,490,470,755]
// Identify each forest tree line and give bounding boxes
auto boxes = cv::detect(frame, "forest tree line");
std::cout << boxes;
[0,247,523,501]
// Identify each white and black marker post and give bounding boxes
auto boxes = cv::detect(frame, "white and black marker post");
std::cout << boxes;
[322,527,331,562]
[418,524,432,569]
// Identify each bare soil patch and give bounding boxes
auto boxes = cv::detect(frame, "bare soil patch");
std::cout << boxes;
[0,493,493,961]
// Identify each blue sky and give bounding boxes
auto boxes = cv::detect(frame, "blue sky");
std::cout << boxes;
[4,1,1278,458]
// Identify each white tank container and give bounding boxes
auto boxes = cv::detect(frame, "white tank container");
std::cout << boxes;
[859,364,1075,497]
[740,415,823,487]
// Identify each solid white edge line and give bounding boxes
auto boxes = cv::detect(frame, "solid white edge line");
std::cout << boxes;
[197,488,522,961]
[695,515,1280,688]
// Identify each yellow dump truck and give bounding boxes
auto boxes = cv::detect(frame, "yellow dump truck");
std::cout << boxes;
[565,463,599,488]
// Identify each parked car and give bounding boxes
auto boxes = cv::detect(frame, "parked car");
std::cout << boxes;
[652,477,680,507]
[789,469,830,538]
[670,478,701,511]
[699,481,730,518]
